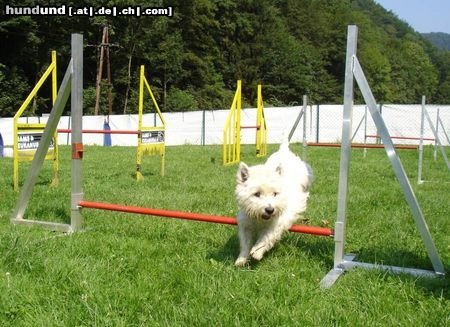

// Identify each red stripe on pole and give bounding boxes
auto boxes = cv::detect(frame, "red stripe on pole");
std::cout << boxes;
[58,129,140,135]
[78,200,333,237]
[366,134,435,141]
[306,142,417,150]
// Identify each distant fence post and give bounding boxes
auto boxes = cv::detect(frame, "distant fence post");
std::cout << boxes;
[434,108,439,161]
[376,103,383,144]
[316,104,320,143]
[0,132,3,157]
[202,110,206,146]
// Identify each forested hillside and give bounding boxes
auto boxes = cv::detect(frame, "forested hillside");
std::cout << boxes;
[422,32,450,51]
[1,0,449,117]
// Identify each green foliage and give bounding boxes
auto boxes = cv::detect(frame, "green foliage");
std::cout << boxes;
[359,45,393,101]
[166,87,198,111]
[0,65,30,116]
[0,0,449,117]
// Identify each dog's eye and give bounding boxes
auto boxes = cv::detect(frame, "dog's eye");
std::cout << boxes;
[273,192,279,197]
[254,192,261,197]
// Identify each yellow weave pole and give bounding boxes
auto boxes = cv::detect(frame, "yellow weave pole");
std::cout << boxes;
[223,80,241,165]
[51,50,59,187]
[13,51,58,191]
[256,84,267,157]
[136,65,145,181]
[136,65,166,180]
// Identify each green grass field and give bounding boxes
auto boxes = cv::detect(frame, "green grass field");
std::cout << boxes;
[0,144,449,326]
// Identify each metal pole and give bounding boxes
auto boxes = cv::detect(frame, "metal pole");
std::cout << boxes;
[418,96,425,184]
[351,111,366,142]
[70,33,84,232]
[363,106,368,158]
[11,63,72,226]
[433,108,439,161]
[202,110,206,146]
[288,98,305,142]
[66,116,71,145]
[377,103,382,144]
[320,25,358,288]
[288,107,304,142]
[316,104,320,143]
[334,25,357,267]
[437,114,450,144]
[302,95,308,161]
[353,59,444,275]
[423,105,450,171]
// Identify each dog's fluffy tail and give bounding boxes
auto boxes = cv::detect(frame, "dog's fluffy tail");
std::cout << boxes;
[279,129,290,152]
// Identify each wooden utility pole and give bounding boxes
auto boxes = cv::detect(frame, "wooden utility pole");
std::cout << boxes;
[94,26,114,117]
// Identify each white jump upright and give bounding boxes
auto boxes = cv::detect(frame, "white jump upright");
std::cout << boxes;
[417,95,450,184]
[320,25,445,288]
[288,95,308,160]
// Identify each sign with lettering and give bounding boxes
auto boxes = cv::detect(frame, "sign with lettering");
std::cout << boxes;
[141,130,164,144]
[17,132,54,151]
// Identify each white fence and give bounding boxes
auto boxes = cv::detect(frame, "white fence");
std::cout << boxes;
[1,104,449,156]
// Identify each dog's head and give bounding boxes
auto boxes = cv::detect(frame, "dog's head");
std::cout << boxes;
[235,162,287,221]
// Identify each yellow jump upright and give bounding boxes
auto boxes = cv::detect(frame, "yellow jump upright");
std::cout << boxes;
[13,51,58,191]
[256,84,267,157]
[136,65,166,180]
[223,80,242,165]
[223,81,267,165]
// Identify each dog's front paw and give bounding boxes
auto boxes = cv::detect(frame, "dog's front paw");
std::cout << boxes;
[234,257,248,267]
[250,247,265,261]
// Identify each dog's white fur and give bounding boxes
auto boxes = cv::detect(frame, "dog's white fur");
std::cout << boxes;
[235,138,313,266]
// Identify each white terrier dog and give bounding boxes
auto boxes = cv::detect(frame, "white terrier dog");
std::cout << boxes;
[234,138,313,266]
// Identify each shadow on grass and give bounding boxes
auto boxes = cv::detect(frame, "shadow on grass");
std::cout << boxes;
[29,207,70,224]
[207,232,335,270]
[205,234,276,270]
[129,171,157,179]
[284,233,335,267]
[13,178,53,189]
[354,245,450,298]
[206,234,239,265]
[207,231,449,296]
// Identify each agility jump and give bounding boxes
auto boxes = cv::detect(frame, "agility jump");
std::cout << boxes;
[320,25,444,287]
[417,97,450,184]
[12,51,58,191]
[223,81,267,165]
[56,65,166,179]
[11,28,445,287]
[136,65,166,179]
[289,96,418,162]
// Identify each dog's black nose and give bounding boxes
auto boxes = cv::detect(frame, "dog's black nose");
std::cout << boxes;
[265,207,274,215]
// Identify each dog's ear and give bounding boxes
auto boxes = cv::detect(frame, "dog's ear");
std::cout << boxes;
[237,162,250,183]
[276,164,283,176]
